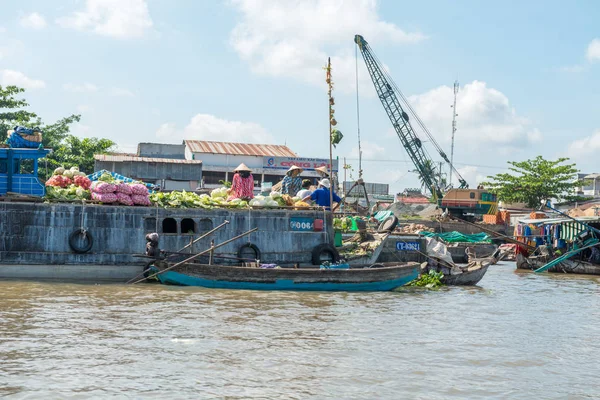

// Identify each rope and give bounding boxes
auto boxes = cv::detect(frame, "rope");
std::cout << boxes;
[80,200,86,231]
[155,202,159,233]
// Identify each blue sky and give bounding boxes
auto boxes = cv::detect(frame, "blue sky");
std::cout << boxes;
[1,0,599,194]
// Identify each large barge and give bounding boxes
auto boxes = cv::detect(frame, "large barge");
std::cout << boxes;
[0,201,335,282]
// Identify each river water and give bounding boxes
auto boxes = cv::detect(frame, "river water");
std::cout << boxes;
[1,262,599,399]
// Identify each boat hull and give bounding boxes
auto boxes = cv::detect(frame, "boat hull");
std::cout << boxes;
[516,253,600,275]
[442,264,490,286]
[154,262,419,292]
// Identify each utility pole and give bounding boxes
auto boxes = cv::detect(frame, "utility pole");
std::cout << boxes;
[449,80,459,187]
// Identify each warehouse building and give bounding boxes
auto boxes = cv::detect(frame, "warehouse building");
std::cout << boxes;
[94,154,203,191]
[184,140,338,188]
[94,139,338,191]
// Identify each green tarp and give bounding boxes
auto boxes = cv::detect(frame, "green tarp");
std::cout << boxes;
[419,231,491,243]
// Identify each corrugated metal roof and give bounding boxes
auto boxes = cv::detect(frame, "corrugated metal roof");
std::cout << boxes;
[94,154,202,164]
[184,140,297,157]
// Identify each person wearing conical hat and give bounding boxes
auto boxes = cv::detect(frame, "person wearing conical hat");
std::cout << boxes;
[281,165,303,196]
[315,166,329,178]
[227,163,254,201]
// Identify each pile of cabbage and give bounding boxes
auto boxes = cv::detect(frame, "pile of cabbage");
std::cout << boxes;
[149,188,248,209]
[149,188,311,210]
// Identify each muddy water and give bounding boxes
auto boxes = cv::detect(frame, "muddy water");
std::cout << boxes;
[1,262,599,399]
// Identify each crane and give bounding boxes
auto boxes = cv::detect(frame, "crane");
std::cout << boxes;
[354,34,468,200]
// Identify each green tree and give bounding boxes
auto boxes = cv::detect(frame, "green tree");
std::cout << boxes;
[0,86,38,142]
[1,85,115,179]
[43,136,115,178]
[481,156,580,208]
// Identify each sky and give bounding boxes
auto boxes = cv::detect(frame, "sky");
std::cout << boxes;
[1,0,599,195]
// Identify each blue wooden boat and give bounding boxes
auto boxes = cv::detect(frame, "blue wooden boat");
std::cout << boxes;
[148,261,419,292]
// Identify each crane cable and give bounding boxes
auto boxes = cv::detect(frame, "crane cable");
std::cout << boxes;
[365,43,467,185]
[361,44,441,178]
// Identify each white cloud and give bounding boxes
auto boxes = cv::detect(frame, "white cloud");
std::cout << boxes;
[0,69,45,89]
[20,12,47,30]
[63,82,98,92]
[229,0,425,92]
[110,87,135,97]
[156,122,177,138]
[567,130,600,159]
[455,165,487,187]
[407,80,542,149]
[350,140,385,159]
[56,0,153,39]
[182,114,273,143]
[586,38,600,63]
[0,26,6,33]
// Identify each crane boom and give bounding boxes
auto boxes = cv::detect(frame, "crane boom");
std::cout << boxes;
[354,34,467,198]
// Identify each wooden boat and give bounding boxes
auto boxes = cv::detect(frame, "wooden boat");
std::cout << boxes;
[338,232,389,265]
[516,253,600,275]
[442,262,491,285]
[421,260,491,286]
[148,260,419,291]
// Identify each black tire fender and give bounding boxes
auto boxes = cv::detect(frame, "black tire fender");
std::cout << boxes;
[68,228,93,254]
[238,243,261,261]
[377,215,399,233]
[311,243,340,265]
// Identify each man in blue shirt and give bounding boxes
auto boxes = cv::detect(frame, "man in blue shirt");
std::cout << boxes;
[301,178,341,210]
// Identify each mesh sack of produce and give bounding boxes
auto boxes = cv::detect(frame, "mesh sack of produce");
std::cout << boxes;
[130,184,149,195]
[93,182,117,194]
[116,192,134,206]
[131,194,151,206]
[92,192,117,203]
[116,182,133,195]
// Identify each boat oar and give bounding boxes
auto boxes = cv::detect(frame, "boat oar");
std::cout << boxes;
[126,220,233,284]
[130,227,259,284]
[175,220,230,253]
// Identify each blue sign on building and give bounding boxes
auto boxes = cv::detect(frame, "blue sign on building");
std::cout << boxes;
[290,217,314,231]
[396,241,420,251]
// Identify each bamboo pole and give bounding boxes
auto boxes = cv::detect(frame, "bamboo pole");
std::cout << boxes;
[130,227,258,284]
[327,57,334,220]
[176,220,230,253]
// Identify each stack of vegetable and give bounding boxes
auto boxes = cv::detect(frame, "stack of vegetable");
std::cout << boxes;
[333,217,355,232]
[149,189,248,209]
[248,192,309,209]
[90,172,151,205]
[45,166,92,201]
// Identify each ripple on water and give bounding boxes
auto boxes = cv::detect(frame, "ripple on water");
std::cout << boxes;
[0,262,599,399]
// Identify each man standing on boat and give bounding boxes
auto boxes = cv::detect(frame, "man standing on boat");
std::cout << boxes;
[301,178,341,211]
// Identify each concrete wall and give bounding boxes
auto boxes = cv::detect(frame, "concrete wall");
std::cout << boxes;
[377,235,427,263]
[137,143,185,159]
[0,202,334,270]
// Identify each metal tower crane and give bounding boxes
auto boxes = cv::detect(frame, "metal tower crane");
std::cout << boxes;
[354,34,468,199]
